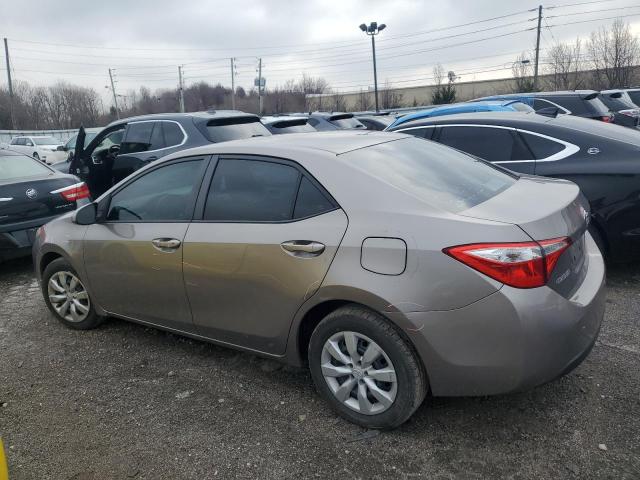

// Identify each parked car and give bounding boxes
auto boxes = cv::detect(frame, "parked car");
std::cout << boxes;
[473,91,614,124]
[355,115,396,131]
[387,100,534,129]
[622,87,640,106]
[386,111,640,262]
[0,150,89,261]
[261,116,316,134]
[8,136,67,165]
[63,128,101,161]
[34,131,605,429]
[305,112,366,131]
[599,90,640,129]
[68,111,271,197]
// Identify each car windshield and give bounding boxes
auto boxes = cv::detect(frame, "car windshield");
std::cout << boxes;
[0,154,52,180]
[205,117,271,142]
[33,137,59,145]
[347,137,516,213]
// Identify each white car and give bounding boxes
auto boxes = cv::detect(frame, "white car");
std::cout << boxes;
[8,136,68,165]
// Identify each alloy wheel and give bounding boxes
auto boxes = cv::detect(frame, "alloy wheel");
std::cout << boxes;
[320,331,397,415]
[47,271,90,323]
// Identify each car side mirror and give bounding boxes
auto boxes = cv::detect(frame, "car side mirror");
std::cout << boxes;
[74,202,97,225]
[109,145,120,155]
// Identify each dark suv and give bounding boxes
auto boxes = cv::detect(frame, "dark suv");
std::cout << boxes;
[304,112,366,131]
[67,111,271,197]
[474,91,614,123]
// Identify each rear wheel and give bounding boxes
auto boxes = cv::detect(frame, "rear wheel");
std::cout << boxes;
[308,305,427,429]
[42,258,104,330]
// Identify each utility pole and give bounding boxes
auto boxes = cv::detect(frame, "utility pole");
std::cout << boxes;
[108,68,120,119]
[257,58,263,115]
[230,58,236,110]
[534,5,542,91]
[178,65,185,113]
[371,34,379,112]
[3,38,15,129]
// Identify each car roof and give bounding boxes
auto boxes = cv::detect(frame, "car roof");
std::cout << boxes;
[161,130,408,160]
[389,101,525,128]
[478,90,598,99]
[106,110,259,128]
[390,111,548,128]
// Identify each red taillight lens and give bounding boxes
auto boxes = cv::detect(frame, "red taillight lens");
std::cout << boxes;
[443,237,572,289]
[50,182,90,202]
[600,115,613,123]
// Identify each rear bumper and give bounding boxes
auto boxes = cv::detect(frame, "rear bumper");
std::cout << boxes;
[394,232,606,397]
[0,214,68,255]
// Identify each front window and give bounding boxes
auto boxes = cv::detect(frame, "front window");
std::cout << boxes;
[347,137,516,213]
[107,159,205,222]
[33,137,58,145]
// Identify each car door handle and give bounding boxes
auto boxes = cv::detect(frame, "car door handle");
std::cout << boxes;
[281,241,325,256]
[152,238,181,251]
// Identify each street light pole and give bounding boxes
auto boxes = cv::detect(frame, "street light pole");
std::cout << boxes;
[359,22,386,113]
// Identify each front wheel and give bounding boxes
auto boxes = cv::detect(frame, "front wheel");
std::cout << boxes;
[308,305,427,429]
[42,258,104,330]
[33,152,40,162]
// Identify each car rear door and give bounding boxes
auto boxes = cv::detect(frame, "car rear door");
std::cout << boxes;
[83,157,208,331]
[182,155,348,355]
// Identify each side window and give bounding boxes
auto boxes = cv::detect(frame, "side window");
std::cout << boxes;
[163,122,184,148]
[106,159,204,222]
[10,138,19,145]
[24,138,34,146]
[204,159,300,222]
[398,128,429,139]
[519,132,565,159]
[547,96,584,114]
[149,122,165,150]
[437,126,520,162]
[294,177,335,219]
[120,122,154,155]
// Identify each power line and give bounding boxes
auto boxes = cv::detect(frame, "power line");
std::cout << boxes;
[546,0,616,9]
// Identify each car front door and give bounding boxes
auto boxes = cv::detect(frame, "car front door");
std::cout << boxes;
[434,125,536,174]
[83,157,208,331]
[9,138,26,155]
[182,156,348,355]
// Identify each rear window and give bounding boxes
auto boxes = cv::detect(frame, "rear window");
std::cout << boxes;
[347,137,516,213]
[269,120,316,134]
[548,95,610,116]
[0,154,53,180]
[599,94,636,111]
[329,115,365,129]
[205,117,271,142]
[627,91,640,105]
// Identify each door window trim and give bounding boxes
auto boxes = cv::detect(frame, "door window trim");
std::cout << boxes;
[101,156,210,224]
[393,125,436,140]
[122,120,188,154]
[193,154,341,224]
[399,123,578,164]
[534,98,571,114]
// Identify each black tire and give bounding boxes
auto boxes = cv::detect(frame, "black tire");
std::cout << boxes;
[32,152,40,162]
[308,305,427,429]
[42,258,104,330]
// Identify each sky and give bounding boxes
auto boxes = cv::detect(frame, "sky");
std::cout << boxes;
[1,0,639,105]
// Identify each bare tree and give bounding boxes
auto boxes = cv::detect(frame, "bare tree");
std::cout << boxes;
[588,19,640,89]
[431,64,456,104]
[380,80,404,109]
[355,89,374,111]
[545,39,584,90]
[511,52,536,92]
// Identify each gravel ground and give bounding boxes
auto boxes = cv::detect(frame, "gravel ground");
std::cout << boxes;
[0,257,639,479]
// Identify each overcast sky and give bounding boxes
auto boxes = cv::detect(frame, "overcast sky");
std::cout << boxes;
[1,0,639,104]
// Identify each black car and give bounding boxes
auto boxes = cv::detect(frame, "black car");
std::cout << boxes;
[66,111,271,197]
[0,150,90,261]
[304,112,366,131]
[355,115,395,131]
[599,90,640,129]
[474,91,614,124]
[387,111,640,262]
[261,116,316,134]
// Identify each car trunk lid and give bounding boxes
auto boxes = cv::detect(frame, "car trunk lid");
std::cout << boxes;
[0,177,77,226]
[459,175,590,297]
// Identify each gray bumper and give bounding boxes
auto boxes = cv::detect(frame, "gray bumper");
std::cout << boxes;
[394,233,606,397]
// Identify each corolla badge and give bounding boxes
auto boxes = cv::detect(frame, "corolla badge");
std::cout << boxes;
[587,147,600,155]
[25,188,38,199]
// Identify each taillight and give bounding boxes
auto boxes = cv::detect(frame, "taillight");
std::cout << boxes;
[50,182,90,202]
[600,115,613,123]
[443,237,572,289]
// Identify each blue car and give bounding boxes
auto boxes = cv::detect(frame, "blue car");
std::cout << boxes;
[386,100,533,130]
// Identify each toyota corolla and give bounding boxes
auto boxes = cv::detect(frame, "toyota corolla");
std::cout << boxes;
[33,131,605,429]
